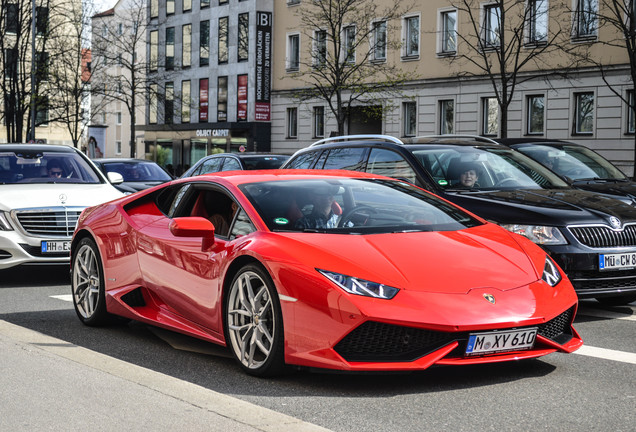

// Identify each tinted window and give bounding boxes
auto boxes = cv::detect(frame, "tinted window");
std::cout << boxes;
[321,147,366,170]
[195,157,222,175]
[286,151,319,169]
[102,161,172,182]
[222,158,241,171]
[242,156,290,170]
[367,148,417,184]
[0,151,101,184]
[240,178,482,234]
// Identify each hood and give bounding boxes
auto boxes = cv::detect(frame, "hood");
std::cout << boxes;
[0,183,124,211]
[569,180,636,204]
[444,188,636,226]
[275,224,540,294]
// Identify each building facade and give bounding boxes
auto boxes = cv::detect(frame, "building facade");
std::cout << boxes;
[271,0,636,175]
[143,0,273,176]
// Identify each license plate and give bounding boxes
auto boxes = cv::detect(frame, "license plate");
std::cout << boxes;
[599,252,636,271]
[41,240,71,253]
[465,328,537,356]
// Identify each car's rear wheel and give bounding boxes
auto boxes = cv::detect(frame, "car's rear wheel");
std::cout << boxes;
[71,237,109,326]
[596,294,636,306]
[225,264,285,376]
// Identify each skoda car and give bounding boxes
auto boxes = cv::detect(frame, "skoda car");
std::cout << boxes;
[70,170,581,376]
[497,138,636,205]
[0,143,123,270]
[283,135,636,305]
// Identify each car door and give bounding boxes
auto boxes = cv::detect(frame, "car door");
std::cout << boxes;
[135,183,241,333]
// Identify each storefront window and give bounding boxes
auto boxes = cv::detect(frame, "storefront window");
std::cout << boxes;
[190,139,207,166]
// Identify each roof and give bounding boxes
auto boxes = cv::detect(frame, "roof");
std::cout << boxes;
[92,8,115,18]
[0,143,79,153]
[495,138,572,146]
[188,168,394,186]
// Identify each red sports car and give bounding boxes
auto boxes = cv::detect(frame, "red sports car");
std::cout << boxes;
[70,170,582,376]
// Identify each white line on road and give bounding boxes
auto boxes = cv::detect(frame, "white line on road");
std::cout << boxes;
[50,294,72,302]
[574,345,636,365]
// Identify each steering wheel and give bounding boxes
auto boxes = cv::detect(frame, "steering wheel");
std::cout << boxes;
[494,177,519,187]
[338,205,377,227]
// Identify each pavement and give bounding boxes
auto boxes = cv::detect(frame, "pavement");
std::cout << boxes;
[0,320,332,432]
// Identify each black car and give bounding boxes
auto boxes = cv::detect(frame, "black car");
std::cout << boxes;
[282,134,636,305]
[92,158,174,194]
[497,138,636,205]
[180,152,290,178]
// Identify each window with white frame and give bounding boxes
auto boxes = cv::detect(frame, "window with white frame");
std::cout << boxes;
[482,97,499,136]
[287,33,300,70]
[527,95,545,134]
[313,29,327,67]
[403,101,417,137]
[117,112,122,124]
[343,25,356,63]
[440,10,457,54]
[574,0,598,38]
[628,90,635,134]
[117,23,123,35]
[483,4,501,48]
[313,106,325,138]
[116,141,122,154]
[404,15,420,57]
[439,100,454,134]
[373,21,387,61]
[573,92,594,134]
[527,0,548,44]
[287,107,298,138]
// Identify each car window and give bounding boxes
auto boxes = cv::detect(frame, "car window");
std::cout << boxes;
[240,178,482,234]
[367,148,417,185]
[196,157,223,175]
[103,162,172,182]
[285,151,319,169]
[0,151,101,184]
[222,158,241,171]
[242,156,290,170]
[319,148,367,171]
[230,209,256,239]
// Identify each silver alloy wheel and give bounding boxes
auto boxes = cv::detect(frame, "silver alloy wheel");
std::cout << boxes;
[227,270,275,370]
[73,243,101,319]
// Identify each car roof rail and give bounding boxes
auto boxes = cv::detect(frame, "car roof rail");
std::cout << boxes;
[309,134,404,147]
[407,134,500,145]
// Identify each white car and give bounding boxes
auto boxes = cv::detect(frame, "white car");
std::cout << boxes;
[0,144,124,270]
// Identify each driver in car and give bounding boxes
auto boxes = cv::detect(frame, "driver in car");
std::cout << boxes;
[457,163,480,188]
[294,186,342,229]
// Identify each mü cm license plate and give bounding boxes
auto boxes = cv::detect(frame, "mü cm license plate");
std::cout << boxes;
[41,240,71,253]
[599,252,636,271]
[465,328,537,356]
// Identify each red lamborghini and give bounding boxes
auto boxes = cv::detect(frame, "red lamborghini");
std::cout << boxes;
[70,170,582,376]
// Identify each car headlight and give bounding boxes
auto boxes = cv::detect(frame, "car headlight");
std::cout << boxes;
[0,212,13,231]
[500,224,567,245]
[318,269,399,299]
[542,256,562,287]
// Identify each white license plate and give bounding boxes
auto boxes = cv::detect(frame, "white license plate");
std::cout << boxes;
[465,328,537,356]
[599,252,636,271]
[41,240,71,253]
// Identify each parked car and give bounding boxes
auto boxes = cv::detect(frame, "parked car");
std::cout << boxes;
[282,134,636,305]
[0,143,123,270]
[180,152,290,178]
[496,138,636,205]
[70,169,581,376]
[92,158,174,194]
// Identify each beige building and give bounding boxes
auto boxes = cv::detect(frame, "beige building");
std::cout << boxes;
[272,0,635,175]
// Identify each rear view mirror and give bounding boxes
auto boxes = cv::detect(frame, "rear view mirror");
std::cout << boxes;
[169,217,216,250]
[107,171,124,184]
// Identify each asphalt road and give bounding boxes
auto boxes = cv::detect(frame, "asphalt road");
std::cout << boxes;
[0,265,634,432]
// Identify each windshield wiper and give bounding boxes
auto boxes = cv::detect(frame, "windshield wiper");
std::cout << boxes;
[571,178,628,183]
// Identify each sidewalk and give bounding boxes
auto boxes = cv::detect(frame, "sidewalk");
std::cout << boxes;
[0,320,332,432]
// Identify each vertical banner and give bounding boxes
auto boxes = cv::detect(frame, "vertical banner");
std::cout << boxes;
[199,78,209,123]
[237,74,248,121]
[255,11,272,121]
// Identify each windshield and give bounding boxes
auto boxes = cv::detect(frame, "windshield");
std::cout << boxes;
[0,151,102,184]
[102,161,172,182]
[410,146,570,191]
[515,144,627,181]
[240,178,483,234]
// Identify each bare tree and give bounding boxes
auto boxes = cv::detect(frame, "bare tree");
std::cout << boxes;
[90,0,150,158]
[445,0,581,138]
[291,0,417,136]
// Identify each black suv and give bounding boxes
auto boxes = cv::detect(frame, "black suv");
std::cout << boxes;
[496,138,636,205]
[282,134,636,305]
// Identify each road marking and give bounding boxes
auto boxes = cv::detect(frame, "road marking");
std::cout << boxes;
[0,320,332,432]
[574,345,636,365]
[50,294,72,302]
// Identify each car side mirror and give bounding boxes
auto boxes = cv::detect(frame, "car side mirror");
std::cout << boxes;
[169,217,216,251]
[107,171,124,185]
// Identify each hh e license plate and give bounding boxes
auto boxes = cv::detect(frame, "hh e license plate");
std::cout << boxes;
[465,328,537,356]
[41,240,71,254]
[599,252,636,271]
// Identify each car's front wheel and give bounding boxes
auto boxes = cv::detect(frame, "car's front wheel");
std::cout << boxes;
[71,237,110,326]
[225,264,285,376]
